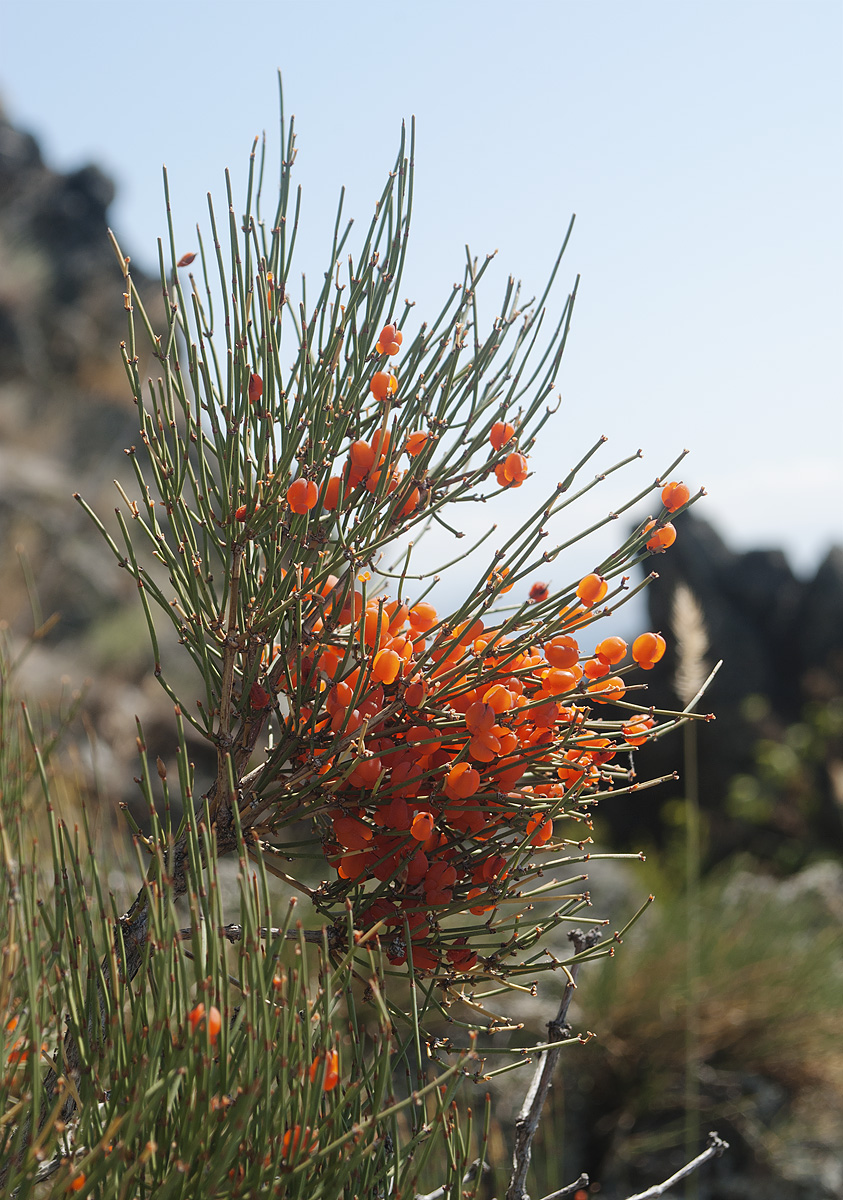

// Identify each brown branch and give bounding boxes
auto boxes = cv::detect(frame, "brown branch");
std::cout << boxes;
[505,927,602,1200]
[622,1132,729,1200]
[537,1176,590,1200]
[175,922,343,949]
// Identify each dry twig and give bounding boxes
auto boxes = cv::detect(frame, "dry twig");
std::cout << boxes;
[623,1131,729,1199]
[506,927,602,1200]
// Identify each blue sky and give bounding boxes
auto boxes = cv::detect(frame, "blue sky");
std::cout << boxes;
[2,1,841,615]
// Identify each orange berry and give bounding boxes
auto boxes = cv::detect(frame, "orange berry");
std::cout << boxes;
[489,421,515,451]
[370,427,392,462]
[376,325,403,355]
[248,372,263,403]
[399,486,420,516]
[333,816,373,850]
[366,467,400,495]
[447,940,478,970]
[644,520,677,552]
[324,475,342,511]
[469,735,498,763]
[632,632,666,669]
[529,581,549,603]
[405,431,428,457]
[406,724,441,755]
[409,601,437,632]
[527,814,554,845]
[576,574,608,606]
[488,566,514,592]
[309,1048,339,1091]
[282,1125,315,1159]
[411,944,440,972]
[287,478,318,514]
[188,1003,221,1042]
[595,636,627,665]
[337,852,369,880]
[384,795,411,830]
[483,684,513,713]
[352,755,384,789]
[7,1038,29,1064]
[249,682,272,710]
[404,677,428,707]
[542,667,578,695]
[623,719,654,746]
[372,648,401,684]
[465,701,496,733]
[467,886,496,915]
[445,762,481,799]
[503,452,528,485]
[377,323,396,350]
[588,675,626,703]
[370,372,398,401]
[661,480,690,512]
[234,504,249,522]
[455,618,484,644]
[349,439,376,475]
[545,636,579,669]
[207,1006,222,1043]
[583,657,609,680]
[70,1175,86,1193]
[411,811,435,842]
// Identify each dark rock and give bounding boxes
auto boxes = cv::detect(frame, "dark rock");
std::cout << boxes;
[607,512,843,864]
[0,103,158,640]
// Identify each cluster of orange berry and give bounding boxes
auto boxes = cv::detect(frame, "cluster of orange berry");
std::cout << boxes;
[489,420,529,488]
[270,565,681,975]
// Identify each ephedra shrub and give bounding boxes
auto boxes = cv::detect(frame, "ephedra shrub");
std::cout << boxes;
[1,90,707,1198]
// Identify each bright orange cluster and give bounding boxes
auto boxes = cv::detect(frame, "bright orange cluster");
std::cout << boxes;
[317,424,424,519]
[271,572,670,977]
[376,322,404,356]
[487,422,531,488]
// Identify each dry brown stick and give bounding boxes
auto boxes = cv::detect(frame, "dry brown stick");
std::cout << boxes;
[622,1131,729,1200]
[505,927,602,1200]
[537,1176,590,1200]
[175,922,343,948]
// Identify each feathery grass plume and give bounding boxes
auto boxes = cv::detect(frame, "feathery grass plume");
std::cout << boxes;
[672,583,710,708]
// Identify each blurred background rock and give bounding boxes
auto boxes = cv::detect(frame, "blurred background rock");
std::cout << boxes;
[1,110,840,1199]
[0,104,214,815]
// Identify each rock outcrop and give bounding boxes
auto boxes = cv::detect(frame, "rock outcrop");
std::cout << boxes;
[609,513,843,864]
[0,104,154,637]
